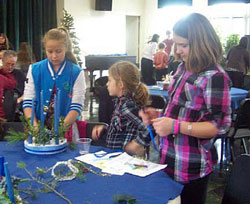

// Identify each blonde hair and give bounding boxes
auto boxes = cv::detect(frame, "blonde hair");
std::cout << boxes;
[109,61,150,107]
[173,13,222,72]
[43,27,77,64]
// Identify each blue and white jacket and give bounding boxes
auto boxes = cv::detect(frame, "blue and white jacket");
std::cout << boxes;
[23,59,86,120]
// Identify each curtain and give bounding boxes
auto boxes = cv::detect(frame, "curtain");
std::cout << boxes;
[0,0,57,61]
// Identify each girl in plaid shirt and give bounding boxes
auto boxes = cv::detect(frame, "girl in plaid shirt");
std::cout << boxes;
[92,61,150,156]
[140,13,231,204]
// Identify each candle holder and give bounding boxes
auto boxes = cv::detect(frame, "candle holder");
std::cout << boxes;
[5,90,68,155]
[24,90,67,155]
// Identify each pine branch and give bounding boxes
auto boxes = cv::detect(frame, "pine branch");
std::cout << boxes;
[5,130,27,144]
[17,162,72,204]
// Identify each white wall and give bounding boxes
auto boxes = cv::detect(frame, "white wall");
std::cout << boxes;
[57,0,144,63]
[57,0,250,66]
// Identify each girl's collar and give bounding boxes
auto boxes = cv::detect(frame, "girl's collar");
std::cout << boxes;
[47,59,66,77]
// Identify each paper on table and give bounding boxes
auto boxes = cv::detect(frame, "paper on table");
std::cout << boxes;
[75,151,125,175]
[102,152,167,177]
[75,151,167,177]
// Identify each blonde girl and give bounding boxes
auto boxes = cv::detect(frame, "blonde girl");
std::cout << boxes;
[92,61,150,156]
[23,28,85,130]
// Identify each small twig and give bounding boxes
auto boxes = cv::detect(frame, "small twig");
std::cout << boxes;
[23,167,72,204]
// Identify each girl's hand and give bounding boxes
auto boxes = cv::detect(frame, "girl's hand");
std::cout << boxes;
[92,125,104,140]
[151,117,173,137]
[139,107,160,126]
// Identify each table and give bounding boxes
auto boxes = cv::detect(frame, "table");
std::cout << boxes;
[0,142,183,204]
[148,86,248,110]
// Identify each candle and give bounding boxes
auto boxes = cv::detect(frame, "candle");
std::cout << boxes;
[54,93,58,144]
[4,162,16,204]
[40,90,44,130]
[31,98,35,125]
[0,156,4,176]
[57,89,61,121]
[28,98,35,144]
[54,89,60,144]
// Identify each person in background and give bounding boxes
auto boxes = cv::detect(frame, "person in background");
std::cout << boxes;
[141,34,160,85]
[92,61,150,156]
[139,13,231,204]
[0,33,9,51]
[167,44,181,75]
[16,42,36,76]
[0,53,17,121]
[226,36,250,88]
[0,50,26,121]
[23,28,85,130]
[154,42,169,81]
[0,51,3,67]
[162,30,174,56]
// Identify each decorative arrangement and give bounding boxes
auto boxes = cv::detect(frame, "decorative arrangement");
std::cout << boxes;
[6,90,68,155]
[0,160,109,204]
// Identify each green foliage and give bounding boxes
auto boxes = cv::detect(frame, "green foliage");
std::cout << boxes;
[5,130,27,144]
[61,9,82,64]
[5,115,67,145]
[36,167,46,176]
[17,162,26,169]
[68,142,76,150]
[0,177,24,204]
[223,34,240,56]
[113,194,137,204]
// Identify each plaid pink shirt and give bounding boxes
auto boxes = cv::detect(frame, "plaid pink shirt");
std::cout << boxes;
[161,63,232,184]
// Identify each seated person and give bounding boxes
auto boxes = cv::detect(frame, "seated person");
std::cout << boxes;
[0,65,17,121]
[92,61,150,156]
[0,50,26,121]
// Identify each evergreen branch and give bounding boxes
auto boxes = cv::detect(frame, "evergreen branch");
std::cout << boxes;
[5,130,27,144]
[17,163,72,204]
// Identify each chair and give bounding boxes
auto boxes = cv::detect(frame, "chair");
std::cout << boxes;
[94,76,108,96]
[148,94,166,110]
[86,121,109,146]
[221,154,250,204]
[97,85,114,125]
[228,98,250,162]
[215,98,250,171]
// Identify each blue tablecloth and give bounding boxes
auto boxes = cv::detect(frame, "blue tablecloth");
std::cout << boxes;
[0,142,183,204]
[148,86,248,110]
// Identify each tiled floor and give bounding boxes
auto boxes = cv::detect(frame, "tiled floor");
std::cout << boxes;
[82,87,235,204]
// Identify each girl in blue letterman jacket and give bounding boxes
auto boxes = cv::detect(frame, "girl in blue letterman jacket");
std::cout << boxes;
[23,28,85,130]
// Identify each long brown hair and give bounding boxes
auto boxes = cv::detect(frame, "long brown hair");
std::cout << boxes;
[0,33,9,51]
[173,13,222,72]
[109,61,150,107]
[16,42,36,66]
[43,28,77,64]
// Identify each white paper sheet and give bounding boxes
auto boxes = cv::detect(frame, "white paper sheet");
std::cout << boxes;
[75,151,167,177]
